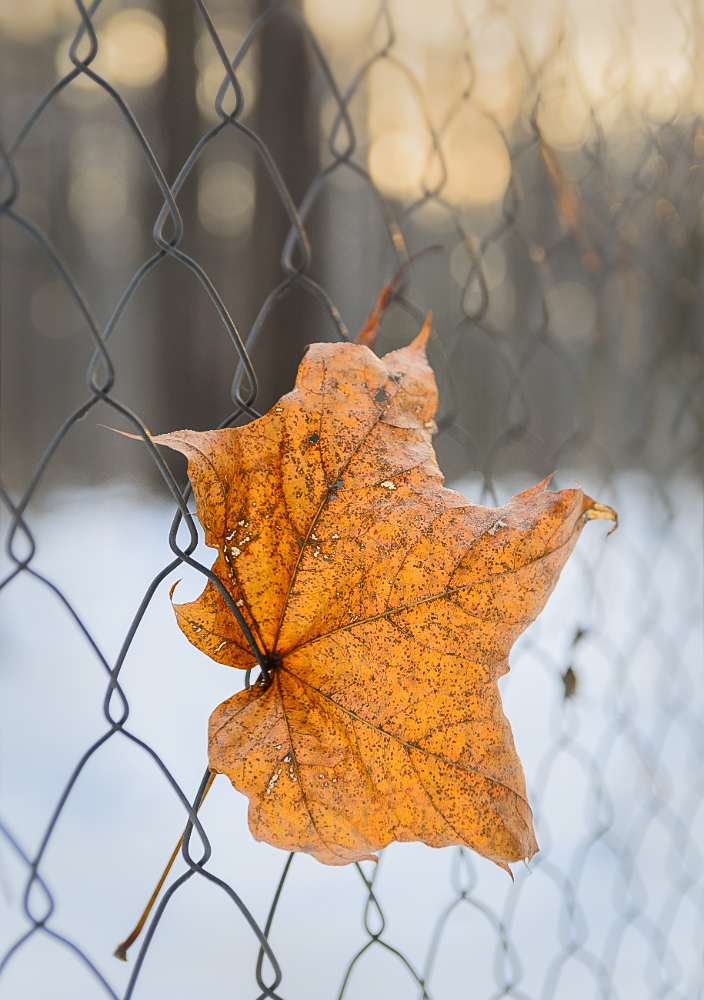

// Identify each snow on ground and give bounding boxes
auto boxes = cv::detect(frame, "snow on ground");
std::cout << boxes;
[1,472,702,999]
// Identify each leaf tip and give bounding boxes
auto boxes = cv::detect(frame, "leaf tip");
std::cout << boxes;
[495,859,514,879]
[409,312,432,355]
[98,424,151,442]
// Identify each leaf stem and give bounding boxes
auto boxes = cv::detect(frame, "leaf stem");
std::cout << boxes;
[113,771,216,961]
[356,245,442,349]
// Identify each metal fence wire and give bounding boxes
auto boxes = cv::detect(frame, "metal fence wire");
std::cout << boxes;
[1,0,703,997]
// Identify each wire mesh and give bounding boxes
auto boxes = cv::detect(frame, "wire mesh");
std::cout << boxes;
[1,1,703,997]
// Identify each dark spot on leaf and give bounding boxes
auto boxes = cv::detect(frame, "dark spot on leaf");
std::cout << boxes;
[374,387,389,403]
[309,432,320,444]
[389,373,403,382]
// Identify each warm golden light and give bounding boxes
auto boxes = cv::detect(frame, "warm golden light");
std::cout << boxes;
[368,61,425,139]
[630,0,689,110]
[195,28,258,122]
[198,64,256,122]
[55,30,111,90]
[103,9,166,88]
[302,0,377,46]
[451,240,507,290]
[368,132,427,199]
[54,9,165,91]
[538,87,591,150]
[443,108,512,206]
[195,28,243,74]
[197,162,255,238]
[469,14,517,72]
[390,0,455,45]
[0,0,56,41]
[303,0,703,207]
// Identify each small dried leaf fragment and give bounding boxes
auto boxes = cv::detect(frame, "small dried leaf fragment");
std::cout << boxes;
[155,324,616,868]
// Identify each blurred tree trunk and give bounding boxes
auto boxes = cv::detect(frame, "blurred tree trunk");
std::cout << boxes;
[248,0,319,413]
[152,0,205,434]
[151,0,318,432]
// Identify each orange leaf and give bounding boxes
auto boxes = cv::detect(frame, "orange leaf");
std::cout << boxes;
[155,323,616,869]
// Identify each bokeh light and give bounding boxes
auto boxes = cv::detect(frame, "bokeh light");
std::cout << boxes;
[572,2,618,102]
[630,0,690,114]
[103,9,166,88]
[451,240,507,290]
[368,61,425,140]
[470,15,518,73]
[390,0,456,46]
[368,132,427,199]
[454,235,514,327]
[54,9,165,91]
[538,83,592,150]
[197,161,255,238]
[302,0,378,47]
[303,0,702,203]
[195,28,258,122]
[0,0,56,41]
[55,28,111,91]
[443,110,512,206]
[470,68,520,126]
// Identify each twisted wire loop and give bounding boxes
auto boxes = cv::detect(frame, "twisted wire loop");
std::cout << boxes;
[1,0,703,997]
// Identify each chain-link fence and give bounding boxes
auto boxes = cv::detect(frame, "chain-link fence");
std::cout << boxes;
[1,1,703,997]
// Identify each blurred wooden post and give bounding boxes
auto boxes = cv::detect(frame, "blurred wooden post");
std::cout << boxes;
[152,0,318,432]
[248,0,319,412]
[153,0,205,435]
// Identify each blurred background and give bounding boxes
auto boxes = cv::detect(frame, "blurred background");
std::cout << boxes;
[1,1,703,998]
[2,0,702,490]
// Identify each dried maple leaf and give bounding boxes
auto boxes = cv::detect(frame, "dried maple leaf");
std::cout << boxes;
[155,318,615,869]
